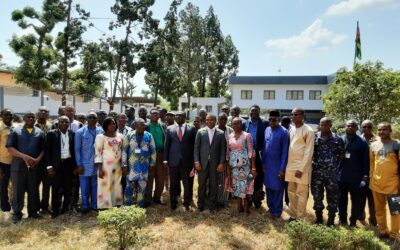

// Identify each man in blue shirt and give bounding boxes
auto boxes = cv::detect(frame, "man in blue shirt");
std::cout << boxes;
[338,119,369,227]
[75,112,103,214]
[262,111,289,218]
[7,112,45,223]
[242,104,269,208]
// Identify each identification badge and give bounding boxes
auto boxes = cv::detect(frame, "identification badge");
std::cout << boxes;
[345,152,351,159]
[135,149,141,154]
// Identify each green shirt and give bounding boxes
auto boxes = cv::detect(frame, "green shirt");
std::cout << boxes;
[149,122,164,150]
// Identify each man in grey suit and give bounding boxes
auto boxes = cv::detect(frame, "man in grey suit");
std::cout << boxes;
[164,111,197,211]
[194,114,226,212]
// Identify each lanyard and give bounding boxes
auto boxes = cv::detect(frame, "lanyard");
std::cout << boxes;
[135,133,143,148]
[344,136,356,152]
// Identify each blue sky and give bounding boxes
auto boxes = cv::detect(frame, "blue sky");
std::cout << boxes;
[1,0,400,93]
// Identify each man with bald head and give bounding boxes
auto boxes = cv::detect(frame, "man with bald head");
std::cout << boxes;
[370,122,400,240]
[7,111,45,222]
[311,117,345,226]
[285,108,315,221]
[338,119,369,227]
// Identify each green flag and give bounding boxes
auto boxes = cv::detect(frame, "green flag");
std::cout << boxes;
[355,21,362,60]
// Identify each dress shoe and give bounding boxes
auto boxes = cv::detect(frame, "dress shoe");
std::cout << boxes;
[28,213,43,219]
[198,207,204,212]
[171,204,177,211]
[185,205,190,211]
[377,233,390,239]
[81,208,90,215]
[287,217,297,223]
[51,212,59,219]
[315,211,323,225]
[153,199,165,205]
[12,213,22,224]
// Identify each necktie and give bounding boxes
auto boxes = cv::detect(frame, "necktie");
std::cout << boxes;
[178,126,183,142]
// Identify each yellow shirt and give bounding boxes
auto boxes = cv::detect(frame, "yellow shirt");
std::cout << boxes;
[369,139,399,194]
[285,124,315,185]
[0,120,13,164]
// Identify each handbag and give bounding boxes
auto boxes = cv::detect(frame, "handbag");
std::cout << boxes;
[224,175,233,193]
[387,194,400,215]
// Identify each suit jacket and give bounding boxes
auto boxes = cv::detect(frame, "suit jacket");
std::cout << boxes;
[242,118,269,152]
[193,127,226,169]
[164,124,196,168]
[46,129,76,171]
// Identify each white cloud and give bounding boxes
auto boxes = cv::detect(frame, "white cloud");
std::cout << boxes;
[325,0,398,16]
[265,19,347,58]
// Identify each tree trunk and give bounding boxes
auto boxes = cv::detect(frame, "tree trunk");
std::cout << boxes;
[154,77,159,106]
[61,0,72,106]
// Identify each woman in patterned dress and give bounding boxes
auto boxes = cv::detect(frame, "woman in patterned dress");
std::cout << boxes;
[227,117,257,213]
[95,117,124,209]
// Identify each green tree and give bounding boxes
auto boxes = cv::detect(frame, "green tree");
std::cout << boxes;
[9,0,65,90]
[177,2,204,112]
[106,0,158,111]
[142,0,182,107]
[323,61,400,123]
[55,0,90,105]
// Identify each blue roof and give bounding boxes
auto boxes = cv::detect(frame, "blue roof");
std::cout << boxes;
[229,75,329,85]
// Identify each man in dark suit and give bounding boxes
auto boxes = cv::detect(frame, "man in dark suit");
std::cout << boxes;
[45,116,76,218]
[194,114,226,213]
[164,111,197,211]
[242,104,269,208]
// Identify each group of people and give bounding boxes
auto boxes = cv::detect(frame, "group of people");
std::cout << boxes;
[0,104,399,241]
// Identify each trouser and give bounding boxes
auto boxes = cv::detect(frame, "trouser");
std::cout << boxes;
[360,185,377,224]
[198,163,217,210]
[79,175,97,210]
[338,181,362,225]
[0,163,11,212]
[125,179,147,207]
[287,181,309,219]
[266,188,284,217]
[311,171,339,216]
[71,173,80,208]
[11,166,39,215]
[146,151,167,203]
[51,158,73,213]
[373,191,400,239]
[284,181,290,206]
[37,162,51,211]
[169,162,192,207]
[252,154,265,207]
[164,167,170,191]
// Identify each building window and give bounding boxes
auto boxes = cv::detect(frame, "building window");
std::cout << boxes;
[263,90,275,100]
[286,90,304,100]
[205,105,212,113]
[32,89,39,97]
[241,90,252,100]
[309,90,322,100]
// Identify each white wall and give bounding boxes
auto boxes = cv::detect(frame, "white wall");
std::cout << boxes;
[230,84,327,110]
[179,96,226,119]
[3,92,123,115]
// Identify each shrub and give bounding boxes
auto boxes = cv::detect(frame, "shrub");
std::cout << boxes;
[284,221,389,250]
[97,206,146,250]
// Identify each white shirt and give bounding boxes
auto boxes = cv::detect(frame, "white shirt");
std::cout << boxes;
[60,131,71,159]
[206,126,216,144]
[69,120,81,133]
[176,123,186,136]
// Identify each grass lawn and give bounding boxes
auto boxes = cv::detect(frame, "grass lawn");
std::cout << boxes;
[0,183,397,250]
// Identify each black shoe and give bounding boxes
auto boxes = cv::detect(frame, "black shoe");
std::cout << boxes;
[28,213,43,219]
[185,205,190,211]
[210,209,217,215]
[171,204,177,211]
[378,233,390,239]
[12,213,22,223]
[153,199,165,205]
[349,221,357,227]
[327,216,335,227]
[40,209,50,215]
[287,217,297,223]
[51,212,59,219]
[315,211,323,225]
[81,208,90,215]
[198,207,204,212]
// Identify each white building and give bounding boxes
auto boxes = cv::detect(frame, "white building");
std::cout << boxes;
[179,95,227,119]
[229,75,335,123]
